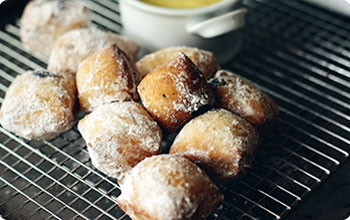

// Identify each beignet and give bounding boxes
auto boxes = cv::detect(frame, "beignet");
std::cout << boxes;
[117,154,223,220]
[170,109,260,182]
[0,70,77,140]
[137,53,214,132]
[78,101,162,179]
[76,44,139,112]
[20,0,91,57]
[48,28,139,74]
[209,70,279,130]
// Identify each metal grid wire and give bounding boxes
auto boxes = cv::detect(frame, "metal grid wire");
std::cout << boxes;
[0,0,349,219]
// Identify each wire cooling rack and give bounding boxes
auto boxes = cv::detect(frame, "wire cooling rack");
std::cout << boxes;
[0,0,349,219]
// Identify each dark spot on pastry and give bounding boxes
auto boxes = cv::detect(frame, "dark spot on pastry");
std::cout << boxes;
[33,70,57,78]
[209,78,226,86]
[57,0,66,10]
[162,94,167,98]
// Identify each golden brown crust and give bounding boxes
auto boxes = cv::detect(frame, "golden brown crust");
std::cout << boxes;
[137,46,219,80]
[117,155,223,220]
[137,53,215,132]
[170,109,260,182]
[76,44,139,112]
[209,70,279,131]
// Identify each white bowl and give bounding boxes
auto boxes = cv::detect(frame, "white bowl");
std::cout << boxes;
[304,0,350,16]
[119,0,247,63]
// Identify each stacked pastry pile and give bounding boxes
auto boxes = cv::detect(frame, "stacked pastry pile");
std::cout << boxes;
[0,1,279,219]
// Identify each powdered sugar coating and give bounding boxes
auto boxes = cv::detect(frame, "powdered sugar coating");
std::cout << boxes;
[48,28,139,74]
[209,70,279,130]
[137,46,219,79]
[170,109,260,182]
[138,53,214,132]
[169,54,213,113]
[78,102,162,179]
[20,0,91,57]
[76,44,139,112]
[117,154,223,220]
[0,70,77,140]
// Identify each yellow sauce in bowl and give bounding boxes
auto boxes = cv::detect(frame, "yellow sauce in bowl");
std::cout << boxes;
[140,0,222,9]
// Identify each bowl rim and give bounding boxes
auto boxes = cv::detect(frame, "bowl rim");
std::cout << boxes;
[119,0,240,16]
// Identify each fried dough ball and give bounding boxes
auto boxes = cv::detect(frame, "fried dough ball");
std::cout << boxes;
[76,44,139,112]
[138,53,215,132]
[137,46,219,80]
[20,0,91,57]
[117,154,223,220]
[78,101,162,179]
[170,109,260,182]
[48,28,140,74]
[209,70,279,130]
[0,70,77,140]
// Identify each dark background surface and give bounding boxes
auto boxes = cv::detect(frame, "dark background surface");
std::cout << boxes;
[285,160,350,220]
